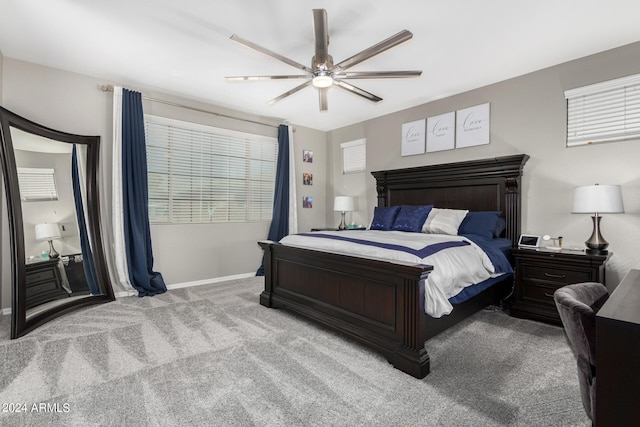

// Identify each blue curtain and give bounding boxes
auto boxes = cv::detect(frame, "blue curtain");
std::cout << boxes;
[256,124,290,276]
[71,145,100,295]
[122,88,167,296]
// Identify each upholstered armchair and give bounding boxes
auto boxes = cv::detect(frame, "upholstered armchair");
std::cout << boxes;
[553,282,609,423]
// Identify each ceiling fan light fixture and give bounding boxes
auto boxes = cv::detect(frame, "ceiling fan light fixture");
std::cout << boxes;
[312,74,333,88]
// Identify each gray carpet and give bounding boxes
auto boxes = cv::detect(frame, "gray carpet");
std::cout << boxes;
[0,277,589,426]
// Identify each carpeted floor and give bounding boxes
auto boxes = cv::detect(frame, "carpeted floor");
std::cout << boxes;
[0,276,589,426]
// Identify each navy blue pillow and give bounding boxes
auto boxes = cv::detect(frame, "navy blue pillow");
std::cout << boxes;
[370,206,401,231]
[392,205,433,232]
[493,216,506,237]
[458,211,502,239]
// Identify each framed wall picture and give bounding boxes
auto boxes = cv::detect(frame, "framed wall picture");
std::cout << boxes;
[303,173,313,185]
[401,119,426,156]
[303,196,313,208]
[303,150,313,163]
[456,103,490,148]
[426,111,455,153]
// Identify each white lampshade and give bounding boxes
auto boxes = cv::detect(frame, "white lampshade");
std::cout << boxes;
[572,184,624,214]
[333,196,354,212]
[35,223,61,241]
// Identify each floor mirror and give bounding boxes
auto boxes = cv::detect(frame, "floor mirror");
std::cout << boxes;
[0,106,115,338]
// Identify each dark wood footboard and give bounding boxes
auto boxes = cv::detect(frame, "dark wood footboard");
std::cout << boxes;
[259,240,434,378]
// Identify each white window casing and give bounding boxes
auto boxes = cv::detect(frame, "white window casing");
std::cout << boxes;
[145,115,278,224]
[17,167,58,201]
[341,138,366,174]
[565,73,640,146]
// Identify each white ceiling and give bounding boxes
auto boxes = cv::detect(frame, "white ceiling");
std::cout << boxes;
[1,0,640,131]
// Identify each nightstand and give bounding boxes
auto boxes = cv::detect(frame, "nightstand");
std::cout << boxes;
[25,259,70,309]
[510,247,611,325]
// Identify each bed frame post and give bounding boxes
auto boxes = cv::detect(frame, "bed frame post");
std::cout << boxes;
[504,177,522,248]
[390,273,431,378]
[259,241,275,308]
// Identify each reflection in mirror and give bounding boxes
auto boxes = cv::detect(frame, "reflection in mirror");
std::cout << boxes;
[13,130,99,317]
[0,106,115,338]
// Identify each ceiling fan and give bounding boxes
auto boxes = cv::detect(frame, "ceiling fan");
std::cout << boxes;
[225,9,422,111]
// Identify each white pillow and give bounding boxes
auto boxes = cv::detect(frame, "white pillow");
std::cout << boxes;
[422,208,469,235]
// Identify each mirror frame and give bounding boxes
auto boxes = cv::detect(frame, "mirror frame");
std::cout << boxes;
[0,106,115,338]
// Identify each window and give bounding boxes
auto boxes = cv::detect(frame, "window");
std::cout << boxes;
[565,73,640,146]
[341,138,366,174]
[145,115,278,224]
[17,167,58,201]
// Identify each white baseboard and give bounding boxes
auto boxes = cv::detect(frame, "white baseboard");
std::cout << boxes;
[116,272,256,297]
[2,272,257,313]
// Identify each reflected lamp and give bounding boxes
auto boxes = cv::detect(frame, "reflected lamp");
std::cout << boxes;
[35,222,62,259]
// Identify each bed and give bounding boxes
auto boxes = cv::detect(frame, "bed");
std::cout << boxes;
[258,154,529,378]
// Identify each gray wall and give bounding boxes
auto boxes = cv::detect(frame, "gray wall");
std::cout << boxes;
[0,58,328,311]
[329,41,640,288]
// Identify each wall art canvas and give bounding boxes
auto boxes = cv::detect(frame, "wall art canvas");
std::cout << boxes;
[401,119,426,156]
[456,103,490,148]
[426,111,455,152]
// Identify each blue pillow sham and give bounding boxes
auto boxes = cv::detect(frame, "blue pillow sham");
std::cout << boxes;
[392,205,433,232]
[458,211,503,239]
[370,206,401,230]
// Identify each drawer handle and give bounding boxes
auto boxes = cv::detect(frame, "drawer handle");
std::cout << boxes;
[544,292,555,298]
[544,272,566,279]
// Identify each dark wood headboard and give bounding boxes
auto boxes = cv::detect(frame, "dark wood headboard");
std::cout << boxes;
[371,154,529,247]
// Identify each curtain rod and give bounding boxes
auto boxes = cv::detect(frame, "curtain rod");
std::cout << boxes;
[100,85,281,129]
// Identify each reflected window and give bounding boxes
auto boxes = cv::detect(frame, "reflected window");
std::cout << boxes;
[17,167,59,201]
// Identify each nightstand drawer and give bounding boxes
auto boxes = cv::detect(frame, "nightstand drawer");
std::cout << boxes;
[521,282,560,304]
[26,268,58,284]
[521,264,591,285]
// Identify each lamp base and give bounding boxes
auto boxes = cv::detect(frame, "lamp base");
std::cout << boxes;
[586,248,608,255]
[584,214,609,254]
[48,240,60,259]
[338,212,347,230]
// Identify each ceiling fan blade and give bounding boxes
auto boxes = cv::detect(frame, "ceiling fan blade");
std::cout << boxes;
[318,87,328,111]
[334,30,413,71]
[266,80,313,105]
[230,34,313,74]
[312,9,329,65]
[338,70,422,79]
[333,80,383,103]
[225,75,310,82]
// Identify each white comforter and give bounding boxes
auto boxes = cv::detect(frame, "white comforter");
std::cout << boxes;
[279,230,498,318]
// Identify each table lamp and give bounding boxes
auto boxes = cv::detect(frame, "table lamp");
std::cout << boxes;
[35,222,62,259]
[334,196,354,230]
[572,184,624,254]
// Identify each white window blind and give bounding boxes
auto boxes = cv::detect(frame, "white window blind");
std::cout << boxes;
[144,115,278,224]
[341,138,366,174]
[17,167,58,201]
[565,73,640,146]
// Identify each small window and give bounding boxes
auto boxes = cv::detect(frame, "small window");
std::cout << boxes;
[341,139,366,174]
[17,167,58,201]
[565,73,640,146]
